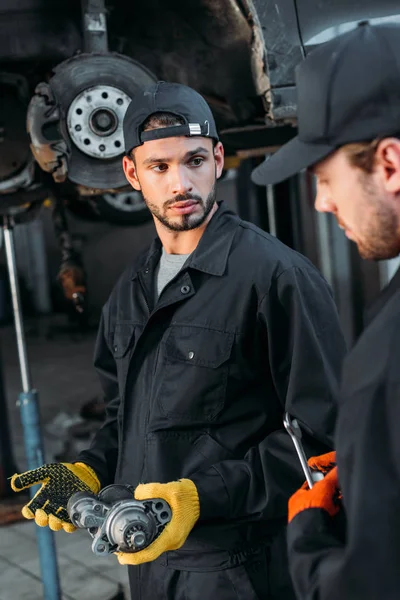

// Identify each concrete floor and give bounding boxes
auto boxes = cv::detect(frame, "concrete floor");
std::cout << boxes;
[0,316,130,599]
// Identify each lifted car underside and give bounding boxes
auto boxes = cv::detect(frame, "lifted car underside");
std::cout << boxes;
[2,0,398,194]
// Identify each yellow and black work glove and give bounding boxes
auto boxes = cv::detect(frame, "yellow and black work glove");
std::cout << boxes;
[288,466,342,523]
[10,462,100,532]
[117,478,200,565]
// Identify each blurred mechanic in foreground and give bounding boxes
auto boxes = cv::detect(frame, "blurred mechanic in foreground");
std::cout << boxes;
[11,81,346,599]
[253,21,400,600]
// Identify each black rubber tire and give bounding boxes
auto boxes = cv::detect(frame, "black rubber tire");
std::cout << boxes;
[92,192,152,226]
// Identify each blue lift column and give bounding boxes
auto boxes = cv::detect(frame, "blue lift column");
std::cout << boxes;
[3,216,62,600]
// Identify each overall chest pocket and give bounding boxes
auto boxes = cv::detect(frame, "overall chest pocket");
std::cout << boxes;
[157,326,234,421]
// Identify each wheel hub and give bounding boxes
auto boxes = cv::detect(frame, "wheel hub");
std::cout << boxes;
[90,108,118,136]
[67,85,130,159]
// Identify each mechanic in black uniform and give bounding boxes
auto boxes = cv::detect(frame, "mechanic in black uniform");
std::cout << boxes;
[11,81,346,600]
[252,21,400,600]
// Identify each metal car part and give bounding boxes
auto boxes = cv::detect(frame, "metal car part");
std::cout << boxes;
[101,497,171,554]
[0,159,35,194]
[50,191,88,317]
[27,82,69,183]
[68,484,172,556]
[67,85,131,160]
[83,0,109,53]
[27,53,157,190]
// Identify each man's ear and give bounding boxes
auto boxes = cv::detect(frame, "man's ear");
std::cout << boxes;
[214,142,225,180]
[122,155,141,191]
[375,138,400,195]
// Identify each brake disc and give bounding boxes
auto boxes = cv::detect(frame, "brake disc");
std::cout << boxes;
[28,53,157,190]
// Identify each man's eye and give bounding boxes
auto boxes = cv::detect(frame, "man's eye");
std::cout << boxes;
[153,164,168,172]
[190,157,204,167]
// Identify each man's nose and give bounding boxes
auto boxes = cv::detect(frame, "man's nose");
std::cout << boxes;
[171,166,193,196]
[314,187,334,214]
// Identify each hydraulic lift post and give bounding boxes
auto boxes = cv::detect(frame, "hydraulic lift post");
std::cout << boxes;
[3,215,61,600]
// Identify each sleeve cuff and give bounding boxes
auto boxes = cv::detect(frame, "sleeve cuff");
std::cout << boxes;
[191,466,231,521]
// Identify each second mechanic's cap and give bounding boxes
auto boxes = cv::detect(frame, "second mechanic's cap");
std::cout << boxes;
[252,22,400,186]
[123,81,218,154]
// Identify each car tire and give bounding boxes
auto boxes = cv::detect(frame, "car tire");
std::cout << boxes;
[93,190,152,226]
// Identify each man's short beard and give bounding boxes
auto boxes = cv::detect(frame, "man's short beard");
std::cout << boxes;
[357,174,400,261]
[143,181,217,232]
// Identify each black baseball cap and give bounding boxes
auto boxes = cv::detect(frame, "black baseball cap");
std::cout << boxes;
[123,81,219,154]
[252,22,400,186]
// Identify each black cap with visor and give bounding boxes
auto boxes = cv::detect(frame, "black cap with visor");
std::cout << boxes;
[251,22,400,186]
[123,81,218,155]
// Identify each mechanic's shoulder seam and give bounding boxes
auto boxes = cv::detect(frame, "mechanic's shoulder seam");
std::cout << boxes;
[237,218,319,265]
[274,264,325,282]
[236,218,276,243]
[257,265,327,310]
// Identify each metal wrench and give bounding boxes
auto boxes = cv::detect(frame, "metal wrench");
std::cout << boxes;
[283,412,324,488]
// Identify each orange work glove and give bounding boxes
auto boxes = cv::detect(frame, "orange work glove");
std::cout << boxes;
[117,479,200,565]
[308,451,336,475]
[288,466,341,523]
